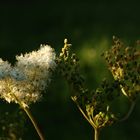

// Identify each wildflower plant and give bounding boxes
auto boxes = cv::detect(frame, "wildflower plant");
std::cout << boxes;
[0,37,139,140]
[103,36,140,101]
[0,45,56,140]
[57,38,140,140]
[57,39,117,140]
[102,36,140,121]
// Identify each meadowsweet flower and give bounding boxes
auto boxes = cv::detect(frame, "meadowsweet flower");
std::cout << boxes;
[16,45,56,86]
[0,44,56,107]
[0,59,11,79]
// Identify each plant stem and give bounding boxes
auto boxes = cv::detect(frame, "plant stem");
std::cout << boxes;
[23,107,45,140]
[10,92,45,140]
[94,128,99,140]
[71,97,96,128]
[119,101,135,122]
[119,85,136,122]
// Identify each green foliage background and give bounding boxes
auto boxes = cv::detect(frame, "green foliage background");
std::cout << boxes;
[0,0,140,139]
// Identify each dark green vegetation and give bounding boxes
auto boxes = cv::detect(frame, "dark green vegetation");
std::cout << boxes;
[0,0,140,140]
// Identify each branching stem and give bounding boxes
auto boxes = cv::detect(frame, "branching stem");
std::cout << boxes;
[71,97,96,128]
[71,97,101,140]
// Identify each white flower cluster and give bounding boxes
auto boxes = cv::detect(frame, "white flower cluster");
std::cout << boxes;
[0,45,56,107]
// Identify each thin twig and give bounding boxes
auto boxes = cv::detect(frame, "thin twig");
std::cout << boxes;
[23,107,45,140]
[119,101,135,122]
[71,97,96,128]
[11,92,45,140]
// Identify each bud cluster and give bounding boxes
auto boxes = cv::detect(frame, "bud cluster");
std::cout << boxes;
[57,39,118,129]
[56,39,85,96]
[102,36,140,101]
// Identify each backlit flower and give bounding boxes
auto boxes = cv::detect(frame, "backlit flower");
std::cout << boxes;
[0,44,56,107]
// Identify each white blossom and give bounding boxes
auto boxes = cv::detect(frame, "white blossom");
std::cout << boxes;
[0,44,56,107]
[0,59,11,79]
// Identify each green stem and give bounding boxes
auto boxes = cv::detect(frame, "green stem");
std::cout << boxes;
[94,128,99,140]
[10,92,45,140]
[23,107,45,140]
[71,97,96,128]
[119,101,135,122]
[119,85,136,122]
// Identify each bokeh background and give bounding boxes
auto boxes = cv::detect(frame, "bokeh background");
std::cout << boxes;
[0,0,140,140]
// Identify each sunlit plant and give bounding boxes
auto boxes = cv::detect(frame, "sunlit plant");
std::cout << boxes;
[0,37,140,140]
[57,37,140,140]
[0,45,56,140]
[102,36,140,121]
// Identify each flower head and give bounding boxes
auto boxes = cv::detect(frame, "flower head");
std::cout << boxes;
[0,44,56,107]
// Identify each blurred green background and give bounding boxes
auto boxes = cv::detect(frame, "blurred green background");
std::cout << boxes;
[0,0,140,140]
